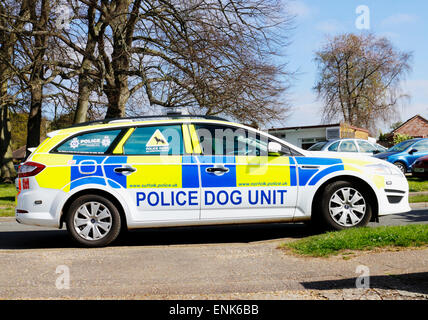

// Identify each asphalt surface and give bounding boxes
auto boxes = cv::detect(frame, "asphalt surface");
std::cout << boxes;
[0,209,427,299]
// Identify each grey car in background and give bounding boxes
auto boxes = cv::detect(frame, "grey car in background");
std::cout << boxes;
[308,138,387,155]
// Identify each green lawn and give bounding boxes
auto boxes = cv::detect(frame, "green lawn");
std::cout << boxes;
[279,224,428,257]
[0,183,16,217]
[409,194,428,203]
[407,177,428,192]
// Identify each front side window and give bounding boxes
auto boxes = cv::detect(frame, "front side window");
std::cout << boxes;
[194,124,293,156]
[412,140,428,152]
[357,140,377,153]
[123,125,184,155]
[56,129,122,154]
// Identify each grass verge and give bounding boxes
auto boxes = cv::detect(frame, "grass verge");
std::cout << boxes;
[407,177,428,192]
[0,183,16,217]
[409,194,428,203]
[279,225,428,257]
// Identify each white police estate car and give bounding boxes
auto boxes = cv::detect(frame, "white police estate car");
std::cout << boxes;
[16,115,410,247]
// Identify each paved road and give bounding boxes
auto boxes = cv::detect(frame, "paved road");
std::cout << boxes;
[0,209,427,299]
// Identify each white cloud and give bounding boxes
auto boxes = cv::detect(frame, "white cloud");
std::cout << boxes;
[403,79,428,99]
[381,13,419,27]
[316,20,344,34]
[394,79,428,122]
[287,0,313,20]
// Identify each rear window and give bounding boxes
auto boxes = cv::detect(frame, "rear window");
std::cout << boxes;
[308,141,327,151]
[123,125,184,155]
[55,129,122,154]
[328,141,340,151]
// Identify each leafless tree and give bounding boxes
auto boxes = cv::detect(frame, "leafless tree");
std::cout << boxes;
[314,33,412,135]
[0,0,31,181]
[56,0,294,125]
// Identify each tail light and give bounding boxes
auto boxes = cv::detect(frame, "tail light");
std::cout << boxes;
[18,161,46,178]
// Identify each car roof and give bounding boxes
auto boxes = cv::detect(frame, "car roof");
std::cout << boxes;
[48,118,239,136]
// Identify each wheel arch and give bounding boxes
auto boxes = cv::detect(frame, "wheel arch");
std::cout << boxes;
[59,188,128,230]
[311,175,379,222]
[392,159,407,170]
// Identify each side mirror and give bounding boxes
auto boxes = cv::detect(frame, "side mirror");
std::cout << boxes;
[268,141,282,155]
[372,150,380,154]
[409,148,418,154]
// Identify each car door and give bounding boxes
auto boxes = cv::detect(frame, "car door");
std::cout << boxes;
[117,123,200,222]
[191,123,298,220]
[407,139,428,167]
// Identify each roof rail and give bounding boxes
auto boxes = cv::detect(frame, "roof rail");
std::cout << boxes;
[69,114,229,128]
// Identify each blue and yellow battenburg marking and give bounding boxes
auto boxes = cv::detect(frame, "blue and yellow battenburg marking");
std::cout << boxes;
[32,154,384,206]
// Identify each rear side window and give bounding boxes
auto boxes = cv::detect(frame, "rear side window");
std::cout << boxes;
[338,140,358,152]
[123,125,184,155]
[56,130,122,154]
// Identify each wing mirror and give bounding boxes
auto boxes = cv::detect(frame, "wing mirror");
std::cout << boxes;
[268,142,282,155]
[408,148,418,154]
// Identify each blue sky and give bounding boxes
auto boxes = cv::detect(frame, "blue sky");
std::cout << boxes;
[279,0,428,134]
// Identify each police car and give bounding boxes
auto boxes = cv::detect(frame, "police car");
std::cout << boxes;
[15,115,411,247]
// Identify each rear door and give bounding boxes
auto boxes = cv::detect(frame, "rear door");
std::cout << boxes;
[191,123,298,221]
[118,123,200,222]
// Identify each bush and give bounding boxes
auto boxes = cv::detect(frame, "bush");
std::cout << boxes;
[393,133,413,145]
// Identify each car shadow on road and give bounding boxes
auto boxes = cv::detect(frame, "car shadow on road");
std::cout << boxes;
[0,223,318,250]
[301,272,428,296]
[391,210,428,224]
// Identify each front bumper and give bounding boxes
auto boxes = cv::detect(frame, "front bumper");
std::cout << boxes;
[377,174,411,216]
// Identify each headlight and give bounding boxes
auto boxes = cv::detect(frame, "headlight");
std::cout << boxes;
[364,164,403,176]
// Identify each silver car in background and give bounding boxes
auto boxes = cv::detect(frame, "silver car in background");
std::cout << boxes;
[308,138,387,155]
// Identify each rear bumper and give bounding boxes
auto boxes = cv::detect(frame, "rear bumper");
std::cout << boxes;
[15,187,66,228]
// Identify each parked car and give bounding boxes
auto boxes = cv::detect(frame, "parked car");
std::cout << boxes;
[308,138,386,155]
[374,138,428,174]
[15,115,410,247]
[411,155,428,178]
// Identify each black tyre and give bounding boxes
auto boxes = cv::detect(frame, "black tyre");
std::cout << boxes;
[318,181,372,230]
[65,194,122,247]
[393,161,406,174]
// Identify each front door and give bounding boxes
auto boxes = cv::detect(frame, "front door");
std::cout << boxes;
[191,123,298,221]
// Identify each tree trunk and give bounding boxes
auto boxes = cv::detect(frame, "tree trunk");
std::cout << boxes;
[26,82,43,150]
[0,29,16,181]
[74,73,92,123]
[0,106,16,182]
[105,84,129,119]
[104,0,132,119]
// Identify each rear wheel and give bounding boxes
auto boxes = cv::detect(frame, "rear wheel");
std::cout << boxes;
[319,181,372,230]
[65,194,121,247]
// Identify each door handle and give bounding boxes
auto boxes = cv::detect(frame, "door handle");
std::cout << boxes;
[114,166,136,175]
[206,165,230,175]
[301,165,320,169]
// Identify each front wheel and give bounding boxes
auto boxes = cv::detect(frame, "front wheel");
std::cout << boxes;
[65,195,122,247]
[319,181,372,230]
[393,161,406,174]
